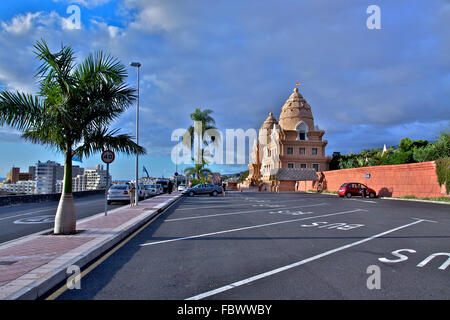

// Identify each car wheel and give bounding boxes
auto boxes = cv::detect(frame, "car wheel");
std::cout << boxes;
[369,192,376,198]
[212,191,218,196]
[189,191,194,197]
[346,192,352,198]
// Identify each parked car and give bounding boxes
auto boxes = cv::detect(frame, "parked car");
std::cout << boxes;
[144,184,157,197]
[107,184,131,204]
[156,179,169,193]
[155,184,163,194]
[182,183,223,197]
[138,184,146,200]
[177,184,187,192]
[338,183,376,198]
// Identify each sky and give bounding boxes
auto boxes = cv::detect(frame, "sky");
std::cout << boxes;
[0,0,449,180]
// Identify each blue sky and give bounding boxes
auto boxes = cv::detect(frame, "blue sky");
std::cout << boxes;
[0,0,449,180]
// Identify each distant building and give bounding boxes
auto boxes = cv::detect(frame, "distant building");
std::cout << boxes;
[4,167,32,184]
[29,166,36,180]
[0,180,37,194]
[73,174,87,192]
[85,165,110,190]
[36,161,64,194]
[72,165,84,178]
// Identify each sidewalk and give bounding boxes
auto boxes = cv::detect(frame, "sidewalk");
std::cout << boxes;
[0,193,182,300]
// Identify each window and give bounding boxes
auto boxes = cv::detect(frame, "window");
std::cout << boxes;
[288,163,294,168]
[313,164,319,172]
[287,147,293,155]
[300,164,307,168]
[312,148,318,155]
[296,122,309,141]
[299,148,306,155]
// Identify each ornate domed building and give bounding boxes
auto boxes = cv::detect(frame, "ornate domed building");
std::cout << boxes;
[247,88,330,191]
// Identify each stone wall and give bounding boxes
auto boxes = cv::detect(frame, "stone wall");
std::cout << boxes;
[307,161,446,198]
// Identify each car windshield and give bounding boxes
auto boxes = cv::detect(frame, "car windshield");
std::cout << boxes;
[340,183,348,187]
[111,185,127,190]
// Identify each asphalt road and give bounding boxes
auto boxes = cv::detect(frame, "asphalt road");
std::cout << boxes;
[0,194,126,244]
[53,191,450,300]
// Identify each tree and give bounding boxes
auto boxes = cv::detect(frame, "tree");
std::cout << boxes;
[183,108,219,163]
[413,131,450,162]
[184,160,212,181]
[0,40,146,234]
[237,170,249,183]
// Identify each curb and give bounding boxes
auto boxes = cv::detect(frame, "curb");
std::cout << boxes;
[1,194,183,300]
[379,197,450,205]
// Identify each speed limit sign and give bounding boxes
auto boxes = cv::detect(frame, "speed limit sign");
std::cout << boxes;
[101,150,115,164]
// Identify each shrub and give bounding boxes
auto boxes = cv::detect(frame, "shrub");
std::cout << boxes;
[435,158,450,195]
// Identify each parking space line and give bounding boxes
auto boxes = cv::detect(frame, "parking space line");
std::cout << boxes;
[186,218,430,300]
[165,203,327,222]
[343,199,377,203]
[175,198,308,211]
[141,208,366,247]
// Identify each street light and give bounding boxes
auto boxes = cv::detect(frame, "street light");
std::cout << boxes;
[130,62,141,206]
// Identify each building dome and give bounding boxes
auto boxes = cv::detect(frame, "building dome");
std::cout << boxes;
[260,112,278,130]
[259,112,278,143]
[278,88,314,131]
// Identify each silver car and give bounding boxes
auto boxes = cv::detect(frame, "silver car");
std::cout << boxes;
[144,184,157,197]
[107,184,131,204]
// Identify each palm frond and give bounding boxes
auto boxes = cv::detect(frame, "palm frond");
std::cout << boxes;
[0,91,46,131]
[74,126,146,158]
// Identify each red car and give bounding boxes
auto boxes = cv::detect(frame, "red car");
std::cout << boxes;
[338,182,376,198]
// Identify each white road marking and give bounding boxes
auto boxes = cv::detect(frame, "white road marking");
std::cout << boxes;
[412,217,438,223]
[141,208,366,246]
[0,212,34,221]
[344,199,377,203]
[165,203,327,222]
[175,198,306,211]
[0,197,116,221]
[186,219,429,300]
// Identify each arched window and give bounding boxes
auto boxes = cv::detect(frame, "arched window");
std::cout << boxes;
[296,122,309,141]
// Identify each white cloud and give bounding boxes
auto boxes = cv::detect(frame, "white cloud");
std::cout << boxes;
[1,12,42,35]
[52,0,112,9]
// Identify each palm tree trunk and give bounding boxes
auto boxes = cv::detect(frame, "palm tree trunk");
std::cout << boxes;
[54,147,76,234]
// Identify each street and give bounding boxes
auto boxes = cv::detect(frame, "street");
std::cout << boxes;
[51,192,450,300]
[0,195,126,244]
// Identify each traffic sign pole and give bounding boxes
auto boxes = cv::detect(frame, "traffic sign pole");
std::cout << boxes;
[105,163,109,216]
[101,150,115,216]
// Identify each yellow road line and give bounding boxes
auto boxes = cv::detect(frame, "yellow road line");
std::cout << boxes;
[45,196,182,300]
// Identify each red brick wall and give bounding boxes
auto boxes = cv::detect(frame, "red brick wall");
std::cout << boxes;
[311,161,447,198]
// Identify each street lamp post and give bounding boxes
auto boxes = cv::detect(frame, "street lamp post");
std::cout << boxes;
[130,62,141,206]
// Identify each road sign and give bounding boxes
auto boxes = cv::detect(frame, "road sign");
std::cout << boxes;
[366,173,371,179]
[174,172,179,176]
[101,150,115,164]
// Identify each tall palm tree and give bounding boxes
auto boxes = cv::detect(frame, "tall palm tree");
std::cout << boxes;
[0,40,146,234]
[183,108,219,164]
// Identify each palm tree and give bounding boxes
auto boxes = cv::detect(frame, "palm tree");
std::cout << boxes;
[183,108,219,164]
[184,160,212,180]
[0,40,146,234]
